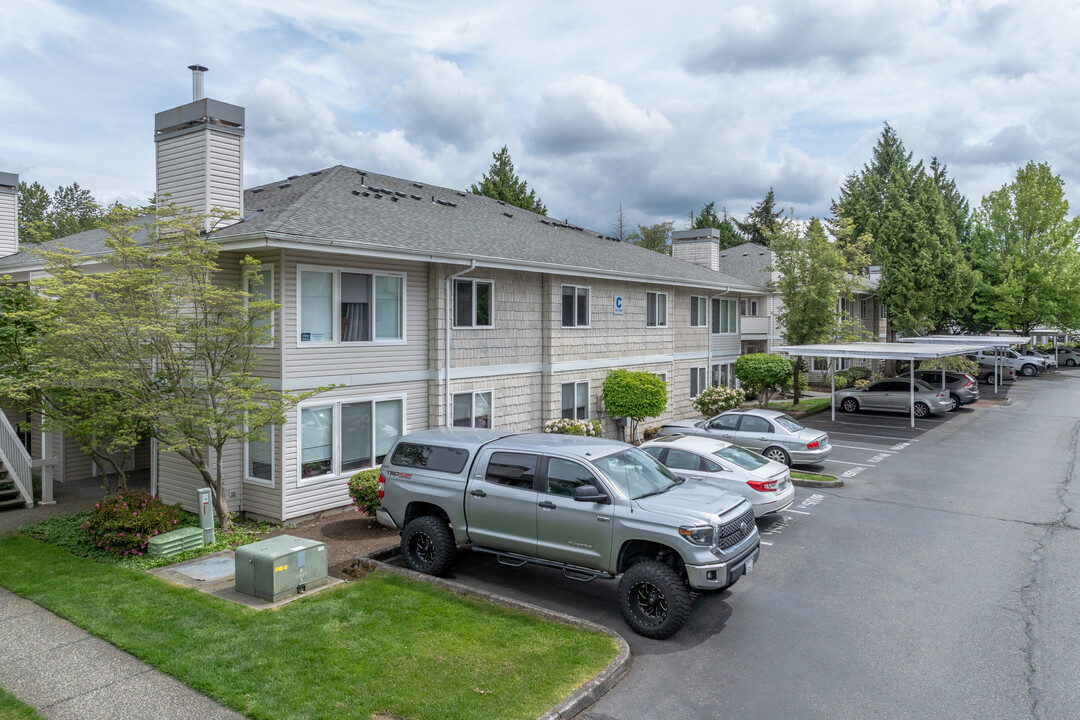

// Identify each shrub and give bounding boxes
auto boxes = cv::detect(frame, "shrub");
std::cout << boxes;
[544,417,602,436]
[854,378,871,388]
[733,353,793,407]
[82,490,183,557]
[642,425,662,441]
[693,385,747,417]
[778,372,809,394]
[917,356,979,377]
[348,468,382,516]
[844,366,872,382]
[833,375,850,390]
[602,369,667,443]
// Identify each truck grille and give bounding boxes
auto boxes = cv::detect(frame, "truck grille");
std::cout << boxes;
[718,508,756,550]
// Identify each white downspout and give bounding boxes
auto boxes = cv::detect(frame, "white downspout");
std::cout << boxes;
[445,261,476,427]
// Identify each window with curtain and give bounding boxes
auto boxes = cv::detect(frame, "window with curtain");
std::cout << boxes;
[299,267,404,343]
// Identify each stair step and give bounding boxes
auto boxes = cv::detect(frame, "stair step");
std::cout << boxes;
[0,497,28,511]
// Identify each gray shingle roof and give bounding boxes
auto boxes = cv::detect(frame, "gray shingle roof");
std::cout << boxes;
[2,165,763,292]
[717,242,774,285]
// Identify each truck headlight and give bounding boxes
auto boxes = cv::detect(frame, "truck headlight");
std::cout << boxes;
[679,525,715,546]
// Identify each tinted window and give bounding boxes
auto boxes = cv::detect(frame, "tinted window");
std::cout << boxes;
[544,458,602,497]
[702,456,726,473]
[739,415,773,433]
[715,446,769,470]
[389,443,470,473]
[485,452,538,489]
[708,415,740,431]
[593,447,678,499]
[773,415,804,432]
[664,449,703,472]
[918,372,942,384]
[641,447,665,461]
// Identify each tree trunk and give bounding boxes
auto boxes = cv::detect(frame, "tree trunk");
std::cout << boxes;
[793,356,803,405]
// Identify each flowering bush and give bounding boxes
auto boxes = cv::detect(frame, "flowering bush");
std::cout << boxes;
[544,418,602,436]
[82,490,183,557]
[854,378,871,388]
[692,385,747,418]
[348,468,382,516]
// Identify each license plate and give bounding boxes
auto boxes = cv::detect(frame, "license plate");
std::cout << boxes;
[744,557,754,576]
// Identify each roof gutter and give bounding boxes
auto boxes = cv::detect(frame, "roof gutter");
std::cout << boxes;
[445,260,476,427]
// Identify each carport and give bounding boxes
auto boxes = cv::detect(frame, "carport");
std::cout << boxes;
[898,335,1032,393]
[773,341,986,427]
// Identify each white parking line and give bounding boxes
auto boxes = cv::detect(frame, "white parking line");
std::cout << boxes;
[781,509,811,515]
[760,541,774,546]
[867,453,891,463]
[827,430,921,442]
[829,443,898,453]
[822,459,875,467]
[832,420,927,432]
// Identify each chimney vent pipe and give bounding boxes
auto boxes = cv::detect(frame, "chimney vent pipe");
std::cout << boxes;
[188,64,209,101]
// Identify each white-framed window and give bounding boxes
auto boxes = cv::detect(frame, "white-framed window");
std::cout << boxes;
[298,265,405,344]
[860,299,867,319]
[244,424,275,487]
[454,279,493,329]
[561,381,590,420]
[453,390,492,428]
[711,363,735,388]
[562,285,590,328]
[690,366,707,397]
[879,302,887,320]
[712,298,739,334]
[653,372,668,384]
[812,357,829,371]
[750,299,758,316]
[690,296,708,327]
[244,264,275,347]
[298,396,404,484]
[647,292,668,327]
[839,297,850,316]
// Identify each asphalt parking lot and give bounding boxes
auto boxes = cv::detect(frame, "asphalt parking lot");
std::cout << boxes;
[390,368,1080,718]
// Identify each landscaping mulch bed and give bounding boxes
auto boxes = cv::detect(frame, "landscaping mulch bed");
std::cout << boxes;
[256,509,399,580]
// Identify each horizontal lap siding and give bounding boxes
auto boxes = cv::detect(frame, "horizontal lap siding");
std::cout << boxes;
[220,250,281,378]
[156,134,207,213]
[0,192,16,256]
[282,379,428,521]
[241,425,282,520]
[156,451,207,513]
[281,251,429,386]
[208,133,242,217]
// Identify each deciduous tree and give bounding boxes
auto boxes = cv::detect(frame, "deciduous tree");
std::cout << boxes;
[628,221,673,255]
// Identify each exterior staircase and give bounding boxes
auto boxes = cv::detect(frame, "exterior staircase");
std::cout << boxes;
[0,411,33,510]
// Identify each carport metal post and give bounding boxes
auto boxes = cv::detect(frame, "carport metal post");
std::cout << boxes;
[831,371,836,421]
[909,356,915,427]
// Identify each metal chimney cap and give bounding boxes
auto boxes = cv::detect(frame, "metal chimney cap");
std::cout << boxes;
[188,64,209,72]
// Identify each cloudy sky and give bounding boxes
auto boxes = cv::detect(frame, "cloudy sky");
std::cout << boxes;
[3,0,1078,235]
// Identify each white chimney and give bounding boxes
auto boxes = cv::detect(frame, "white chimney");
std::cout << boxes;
[154,65,244,233]
[671,228,720,271]
[0,172,18,258]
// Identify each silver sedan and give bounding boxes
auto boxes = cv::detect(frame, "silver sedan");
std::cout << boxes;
[834,378,952,417]
[641,434,795,518]
[659,408,830,467]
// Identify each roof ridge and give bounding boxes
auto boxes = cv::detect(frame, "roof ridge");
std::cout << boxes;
[257,165,347,235]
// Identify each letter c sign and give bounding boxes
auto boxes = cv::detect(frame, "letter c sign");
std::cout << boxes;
[613,295,624,315]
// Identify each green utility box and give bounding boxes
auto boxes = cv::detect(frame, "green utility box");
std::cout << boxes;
[234,535,328,602]
[148,526,205,558]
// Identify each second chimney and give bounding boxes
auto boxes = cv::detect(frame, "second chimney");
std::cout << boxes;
[154,66,245,233]
[0,172,18,258]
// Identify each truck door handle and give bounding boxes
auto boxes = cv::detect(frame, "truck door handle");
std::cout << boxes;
[538,500,556,509]
[470,489,487,498]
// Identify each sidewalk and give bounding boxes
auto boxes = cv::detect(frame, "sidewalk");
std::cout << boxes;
[0,586,247,720]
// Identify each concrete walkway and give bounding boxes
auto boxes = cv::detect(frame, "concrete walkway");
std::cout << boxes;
[0,587,247,720]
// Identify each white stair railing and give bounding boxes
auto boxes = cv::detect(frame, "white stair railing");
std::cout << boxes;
[0,411,33,508]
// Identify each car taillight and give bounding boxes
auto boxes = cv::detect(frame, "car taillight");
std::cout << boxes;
[748,479,778,492]
[963,380,973,388]
[806,440,819,449]
[937,392,946,398]
[378,473,386,500]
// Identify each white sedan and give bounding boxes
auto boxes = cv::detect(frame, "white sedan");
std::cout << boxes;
[641,434,795,517]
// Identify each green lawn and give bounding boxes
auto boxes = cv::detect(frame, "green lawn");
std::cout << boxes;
[0,688,45,720]
[764,396,832,415]
[0,536,616,720]
[791,470,838,483]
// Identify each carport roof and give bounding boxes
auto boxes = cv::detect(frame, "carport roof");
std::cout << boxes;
[772,341,987,360]
[897,335,1031,347]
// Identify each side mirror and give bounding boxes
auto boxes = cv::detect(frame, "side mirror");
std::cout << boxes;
[573,485,609,504]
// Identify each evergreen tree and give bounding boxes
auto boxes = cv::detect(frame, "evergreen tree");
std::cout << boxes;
[734,188,784,246]
[691,202,743,250]
[469,145,547,215]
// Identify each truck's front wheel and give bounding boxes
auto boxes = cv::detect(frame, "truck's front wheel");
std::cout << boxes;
[401,516,455,576]
[618,560,691,639]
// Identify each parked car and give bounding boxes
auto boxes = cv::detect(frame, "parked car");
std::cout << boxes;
[834,378,953,417]
[912,369,980,411]
[378,429,760,639]
[1023,348,1057,368]
[658,408,831,467]
[967,348,1044,377]
[1055,347,1080,366]
[641,434,794,517]
[969,359,1017,385]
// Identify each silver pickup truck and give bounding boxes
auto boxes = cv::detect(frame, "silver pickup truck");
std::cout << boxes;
[376,428,760,639]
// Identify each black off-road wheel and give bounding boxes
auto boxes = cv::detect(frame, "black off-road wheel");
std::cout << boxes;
[618,559,691,639]
[401,516,456,576]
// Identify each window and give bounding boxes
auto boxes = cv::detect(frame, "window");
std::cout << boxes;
[739,415,772,433]
[750,300,758,316]
[298,267,404,344]
[707,415,740,431]
[299,397,404,482]
[880,302,887,320]
[561,381,589,420]
[711,363,734,388]
[839,297,850,316]
[544,458,603,497]
[245,424,274,485]
[561,285,590,327]
[812,357,829,371]
[665,449,704,472]
[690,296,707,327]
[454,279,493,328]
[485,452,538,490]
[389,443,470,473]
[647,292,668,327]
[740,299,759,316]
[453,391,492,428]
[711,298,739,334]
[690,366,706,398]
[860,299,867,319]
[653,372,668,384]
[244,265,275,346]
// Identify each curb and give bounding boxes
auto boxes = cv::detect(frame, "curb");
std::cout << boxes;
[355,548,631,720]
[791,476,844,488]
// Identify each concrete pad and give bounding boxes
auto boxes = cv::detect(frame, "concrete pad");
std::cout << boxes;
[45,669,247,720]
[171,554,234,582]
[0,606,88,663]
[0,635,149,707]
